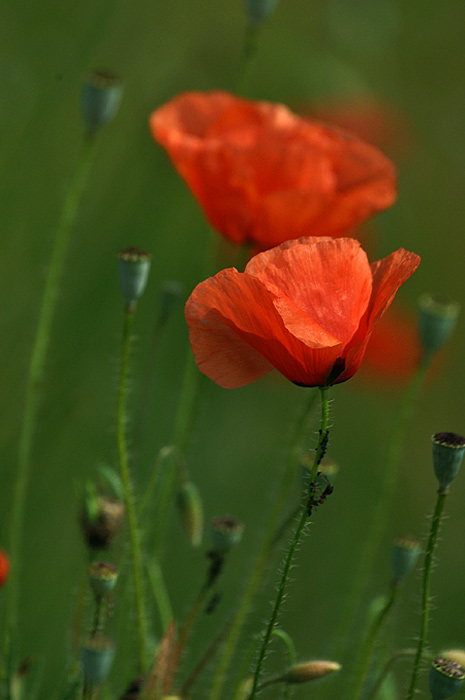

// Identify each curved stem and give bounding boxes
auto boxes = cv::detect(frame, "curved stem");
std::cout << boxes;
[366,649,417,700]
[7,134,96,631]
[348,586,399,700]
[249,388,330,700]
[406,487,447,700]
[332,358,430,663]
[117,308,148,673]
[207,389,318,700]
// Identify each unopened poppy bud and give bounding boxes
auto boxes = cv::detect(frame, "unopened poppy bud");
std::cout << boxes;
[432,433,465,489]
[391,535,421,584]
[280,660,341,684]
[210,516,244,555]
[245,0,279,25]
[117,247,151,310]
[0,548,10,587]
[429,658,465,700]
[88,561,118,598]
[81,492,125,550]
[81,70,122,135]
[418,294,460,358]
[176,481,203,547]
[80,637,115,684]
[441,650,465,669]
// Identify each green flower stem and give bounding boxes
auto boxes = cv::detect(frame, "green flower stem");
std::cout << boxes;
[146,557,173,633]
[207,389,318,700]
[175,581,210,674]
[406,487,448,700]
[7,134,97,631]
[348,586,399,700]
[366,649,417,700]
[249,387,330,700]
[117,307,148,673]
[332,358,430,664]
[91,596,106,639]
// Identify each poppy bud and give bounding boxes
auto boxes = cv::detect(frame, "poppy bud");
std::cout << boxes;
[432,433,465,490]
[429,658,465,700]
[81,491,125,550]
[88,561,118,598]
[82,70,123,135]
[245,0,279,25]
[280,660,341,684]
[210,516,244,555]
[0,548,10,587]
[391,535,421,584]
[418,294,460,358]
[117,247,151,310]
[80,637,115,684]
[176,481,203,547]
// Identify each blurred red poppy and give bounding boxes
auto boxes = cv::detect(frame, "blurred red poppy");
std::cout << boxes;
[360,303,422,384]
[0,548,10,587]
[185,237,420,388]
[150,91,397,251]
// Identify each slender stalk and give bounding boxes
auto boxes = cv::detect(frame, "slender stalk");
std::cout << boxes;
[7,135,97,630]
[116,307,147,673]
[366,649,417,700]
[249,387,330,700]
[348,586,399,700]
[181,620,233,698]
[207,389,318,700]
[175,582,210,672]
[91,596,106,639]
[146,558,173,633]
[406,487,448,700]
[332,358,430,663]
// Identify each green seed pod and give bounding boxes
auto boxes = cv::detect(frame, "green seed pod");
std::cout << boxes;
[245,0,279,25]
[210,516,244,555]
[88,561,118,598]
[432,433,465,489]
[81,70,123,134]
[117,247,151,309]
[429,658,465,700]
[176,481,203,547]
[391,535,421,584]
[280,660,341,684]
[80,637,115,684]
[418,294,460,358]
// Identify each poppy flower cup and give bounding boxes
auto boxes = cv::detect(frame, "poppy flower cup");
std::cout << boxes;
[150,92,397,251]
[185,237,420,389]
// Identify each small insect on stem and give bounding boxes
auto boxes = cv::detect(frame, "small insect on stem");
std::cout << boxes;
[307,471,334,517]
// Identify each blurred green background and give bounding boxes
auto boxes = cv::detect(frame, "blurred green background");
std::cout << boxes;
[2,0,465,697]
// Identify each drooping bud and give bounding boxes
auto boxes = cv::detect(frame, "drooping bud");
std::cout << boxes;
[81,70,123,135]
[391,535,421,584]
[0,548,10,587]
[429,658,465,700]
[80,489,125,551]
[210,516,244,555]
[418,294,460,358]
[176,481,203,547]
[245,0,279,25]
[88,561,118,598]
[80,637,115,684]
[280,660,341,684]
[432,433,465,489]
[117,247,151,310]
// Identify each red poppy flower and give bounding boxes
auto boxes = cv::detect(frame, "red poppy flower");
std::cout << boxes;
[185,237,420,389]
[0,548,10,587]
[150,91,397,251]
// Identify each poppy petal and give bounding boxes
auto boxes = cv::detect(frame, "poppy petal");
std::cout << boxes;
[368,248,421,327]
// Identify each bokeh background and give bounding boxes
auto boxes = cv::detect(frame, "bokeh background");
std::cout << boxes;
[2,0,465,697]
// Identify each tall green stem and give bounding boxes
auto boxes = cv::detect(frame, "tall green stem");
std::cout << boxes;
[332,359,430,664]
[7,134,97,631]
[406,487,447,700]
[249,388,330,700]
[207,389,318,700]
[348,586,399,700]
[366,649,417,700]
[117,308,148,672]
